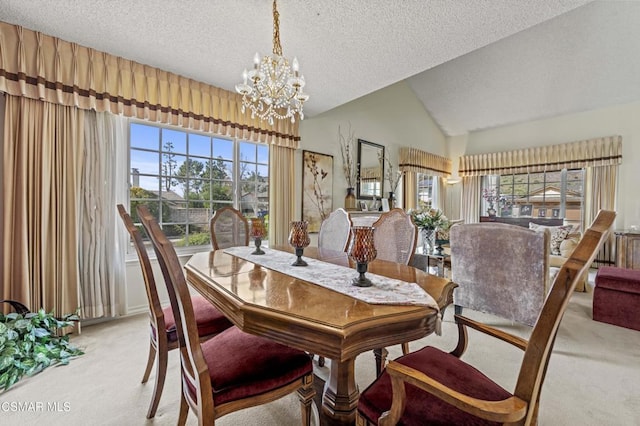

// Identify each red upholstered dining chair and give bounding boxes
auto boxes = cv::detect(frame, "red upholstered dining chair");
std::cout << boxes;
[372,208,418,359]
[209,206,249,250]
[315,208,353,367]
[117,205,233,419]
[357,210,616,426]
[136,205,316,426]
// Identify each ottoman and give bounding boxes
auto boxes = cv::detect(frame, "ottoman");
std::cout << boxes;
[593,266,640,331]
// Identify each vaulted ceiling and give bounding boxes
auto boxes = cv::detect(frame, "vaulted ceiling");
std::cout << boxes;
[1,0,638,136]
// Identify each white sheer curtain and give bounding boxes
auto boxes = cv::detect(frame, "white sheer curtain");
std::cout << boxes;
[78,111,128,318]
[584,164,618,266]
[461,176,482,224]
[432,176,447,212]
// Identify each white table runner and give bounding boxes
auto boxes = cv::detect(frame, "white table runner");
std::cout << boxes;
[223,247,441,329]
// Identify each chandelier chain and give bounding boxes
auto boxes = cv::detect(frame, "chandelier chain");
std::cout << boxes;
[272,0,283,56]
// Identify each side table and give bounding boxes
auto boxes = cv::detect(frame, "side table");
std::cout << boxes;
[426,251,451,277]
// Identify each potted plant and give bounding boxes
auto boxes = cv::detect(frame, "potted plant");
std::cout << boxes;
[0,304,83,391]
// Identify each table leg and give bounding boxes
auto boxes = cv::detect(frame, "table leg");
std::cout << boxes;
[373,347,388,377]
[322,358,359,424]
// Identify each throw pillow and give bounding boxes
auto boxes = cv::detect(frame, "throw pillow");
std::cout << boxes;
[529,223,573,256]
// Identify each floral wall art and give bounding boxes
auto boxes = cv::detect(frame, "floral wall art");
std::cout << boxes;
[302,150,333,232]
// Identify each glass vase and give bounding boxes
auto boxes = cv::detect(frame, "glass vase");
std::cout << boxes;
[422,227,436,255]
[345,187,357,210]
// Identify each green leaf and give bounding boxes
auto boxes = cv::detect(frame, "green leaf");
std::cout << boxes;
[0,355,13,370]
[33,327,50,338]
[5,329,18,341]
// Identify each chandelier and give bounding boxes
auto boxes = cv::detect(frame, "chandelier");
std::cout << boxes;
[235,0,309,125]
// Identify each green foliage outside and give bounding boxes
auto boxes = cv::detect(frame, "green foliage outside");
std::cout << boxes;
[0,309,83,392]
[175,232,210,247]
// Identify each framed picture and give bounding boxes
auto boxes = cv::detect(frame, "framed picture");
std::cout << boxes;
[520,204,533,217]
[360,201,368,211]
[551,208,561,218]
[302,150,333,233]
[538,208,547,218]
[381,198,390,212]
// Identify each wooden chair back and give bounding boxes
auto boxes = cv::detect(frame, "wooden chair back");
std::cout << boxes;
[318,208,353,252]
[117,204,174,418]
[137,204,213,421]
[117,204,166,340]
[372,208,417,265]
[514,210,615,424]
[209,206,249,250]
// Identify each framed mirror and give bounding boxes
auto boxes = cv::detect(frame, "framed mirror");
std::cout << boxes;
[357,139,384,200]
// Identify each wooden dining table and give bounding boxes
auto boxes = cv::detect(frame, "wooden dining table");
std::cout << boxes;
[184,245,456,425]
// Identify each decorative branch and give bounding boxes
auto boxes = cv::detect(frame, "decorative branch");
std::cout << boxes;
[304,153,329,221]
[338,124,357,188]
[379,151,404,193]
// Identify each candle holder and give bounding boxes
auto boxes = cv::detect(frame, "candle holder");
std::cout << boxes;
[348,226,377,287]
[288,220,310,266]
[250,217,266,255]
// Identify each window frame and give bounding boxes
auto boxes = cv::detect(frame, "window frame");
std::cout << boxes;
[127,119,269,256]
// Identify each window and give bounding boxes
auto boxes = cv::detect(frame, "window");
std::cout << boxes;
[481,169,584,225]
[129,121,269,249]
[417,173,435,208]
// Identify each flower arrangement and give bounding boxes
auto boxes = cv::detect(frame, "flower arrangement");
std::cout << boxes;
[482,188,500,209]
[410,206,450,231]
[338,124,357,188]
[379,151,404,193]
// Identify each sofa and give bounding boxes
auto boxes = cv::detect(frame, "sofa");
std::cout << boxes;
[529,223,588,292]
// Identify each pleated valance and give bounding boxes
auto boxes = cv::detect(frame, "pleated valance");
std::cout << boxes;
[459,135,622,176]
[0,21,299,147]
[399,147,452,177]
[360,166,382,183]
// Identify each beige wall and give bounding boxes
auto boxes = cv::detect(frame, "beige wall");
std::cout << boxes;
[298,80,447,220]
[448,100,640,229]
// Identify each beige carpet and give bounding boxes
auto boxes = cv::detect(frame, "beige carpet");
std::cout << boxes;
[2,286,639,425]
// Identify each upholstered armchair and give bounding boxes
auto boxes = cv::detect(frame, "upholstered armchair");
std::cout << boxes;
[450,222,550,326]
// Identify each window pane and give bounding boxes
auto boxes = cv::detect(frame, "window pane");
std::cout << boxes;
[131,149,159,175]
[240,161,256,180]
[162,128,187,154]
[213,138,233,160]
[239,142,256,162]
[257,145,269,164]
[189,133,211,158]
[131,123,159,150]
[207,159,231,181]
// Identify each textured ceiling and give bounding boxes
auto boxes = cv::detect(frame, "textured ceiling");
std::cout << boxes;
[2,1,635,136]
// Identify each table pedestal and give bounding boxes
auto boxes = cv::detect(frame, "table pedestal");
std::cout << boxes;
[322,358,359,424]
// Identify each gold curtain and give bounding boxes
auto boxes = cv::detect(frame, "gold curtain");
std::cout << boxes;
[459,135,622,176]
[269,145,295,246]
[2,95,83,314]
[403,173,417,211]
[0,21,299,147]
[399,147,452,177]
